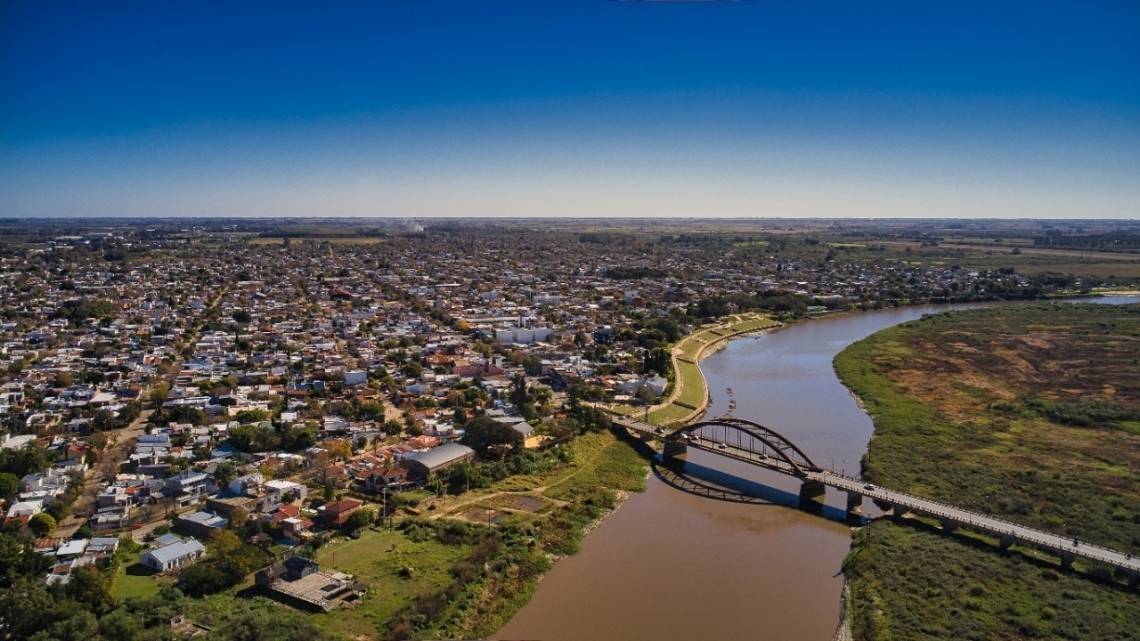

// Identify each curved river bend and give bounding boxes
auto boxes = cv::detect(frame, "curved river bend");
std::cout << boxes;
[497,297,1140,641]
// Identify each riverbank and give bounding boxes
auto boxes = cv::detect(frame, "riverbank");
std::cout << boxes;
[414,431,649,640]
[834,303,1140,640]
[610,312,781,426]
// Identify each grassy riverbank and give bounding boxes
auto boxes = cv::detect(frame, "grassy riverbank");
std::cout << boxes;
[611,312,779,426]
[835,303,1140,641]
[166,432,647,640]
[396,431,648,639]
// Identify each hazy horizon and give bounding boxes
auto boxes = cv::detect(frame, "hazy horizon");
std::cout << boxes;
[3,2,1139,219]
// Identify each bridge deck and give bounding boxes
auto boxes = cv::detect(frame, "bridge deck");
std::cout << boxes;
[813,471,1140,575]
[612,415,1140,576]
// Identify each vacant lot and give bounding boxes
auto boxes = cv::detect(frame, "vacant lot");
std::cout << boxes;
[311,529,471,639]
[836,303,1140,641]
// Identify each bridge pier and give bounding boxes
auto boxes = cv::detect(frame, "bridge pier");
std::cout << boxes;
[845,491,863,519]
[999,533,1016,550]
[662,439,687,461]
[887,503,907,520]
[941,518,958,533]
[1060,551,1074,570]
[799,479,826,511]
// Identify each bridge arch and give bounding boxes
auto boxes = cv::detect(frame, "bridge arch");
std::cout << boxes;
[667,417,822,477]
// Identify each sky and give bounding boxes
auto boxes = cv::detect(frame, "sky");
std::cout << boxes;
[2,1,1139,219]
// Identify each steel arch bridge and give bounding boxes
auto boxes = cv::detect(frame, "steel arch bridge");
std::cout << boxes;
[664,417,823,477]
[609,412,1140,586]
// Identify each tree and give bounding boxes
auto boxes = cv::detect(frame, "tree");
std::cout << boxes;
[65,565,114,615]
[213,460,238,486]
[0,472,19,500]
[208,529,242,558]
[97,608,143,641]
[460,415,523,458]
[148,382,170,409]
[28,513,56,537]
[228,507,249,530]
[0,444,50,477]
[342,508,374,532]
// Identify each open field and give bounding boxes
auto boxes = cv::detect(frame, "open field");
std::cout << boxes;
[310,529,471,640]
[835,303,1140,641]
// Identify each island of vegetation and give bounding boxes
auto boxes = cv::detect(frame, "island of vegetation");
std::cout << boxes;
[835,303,1140,641]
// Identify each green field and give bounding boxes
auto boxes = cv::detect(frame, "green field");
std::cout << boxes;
[542,432,647,502]
[311,529,471,639]
[835,303,1140,641]
[111,552,168,601]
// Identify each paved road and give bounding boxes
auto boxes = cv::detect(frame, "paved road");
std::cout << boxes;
[815,471,1140,575]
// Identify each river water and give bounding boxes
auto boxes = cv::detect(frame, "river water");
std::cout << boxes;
[497,297,1140,641]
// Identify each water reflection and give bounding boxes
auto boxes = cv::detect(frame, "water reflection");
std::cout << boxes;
[498,297,1139,641]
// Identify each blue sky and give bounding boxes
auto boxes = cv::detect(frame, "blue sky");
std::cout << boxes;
[2,1,1138,218]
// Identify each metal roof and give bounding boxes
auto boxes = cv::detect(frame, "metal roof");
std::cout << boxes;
[144,538,204,564]
[404,443,475,470]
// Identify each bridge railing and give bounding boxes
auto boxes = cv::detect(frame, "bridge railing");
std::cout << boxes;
[615,418,1138,573]
[818,472,1138,571]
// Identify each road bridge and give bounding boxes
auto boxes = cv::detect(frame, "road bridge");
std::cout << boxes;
[611,414,1140,584]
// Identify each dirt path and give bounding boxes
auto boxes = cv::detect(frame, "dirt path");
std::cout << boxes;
[424,439,626,520]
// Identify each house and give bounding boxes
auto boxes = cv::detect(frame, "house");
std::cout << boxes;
[357,465,410,493]
[87,537,121,556]
[491,415,534,439]
[317,498,362,527]
[227,473,264,497]
[5,499,43,526]
[263,479,306,506]
[140,538,206,573]
[205,495,258,519]
[175,510,228,538]
[255,557,362,612]
[55,538,89,559]
[400,443,475,482]
[165,470,211,499]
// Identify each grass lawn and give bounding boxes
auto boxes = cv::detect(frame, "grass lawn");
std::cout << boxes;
[310,528,471,640]
[651,313,776,425]
[674,360,707,407]
[111,552,168,601]
[649,402,695,425]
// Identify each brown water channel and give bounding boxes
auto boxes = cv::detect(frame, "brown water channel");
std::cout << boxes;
[497,297,1140,641]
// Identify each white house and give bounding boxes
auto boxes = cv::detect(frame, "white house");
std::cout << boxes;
[140,538,206,573]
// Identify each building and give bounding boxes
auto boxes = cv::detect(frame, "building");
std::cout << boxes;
[400,443,475,481]
[175,510,228,538]
[317,498,362,527]
[140,538,206,573]
[255,556,363,612]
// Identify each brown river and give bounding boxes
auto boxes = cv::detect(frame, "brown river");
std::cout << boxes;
[497,297,1140,641]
